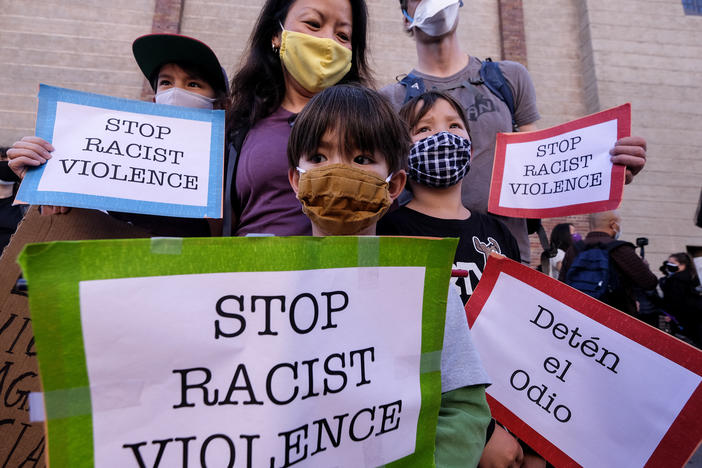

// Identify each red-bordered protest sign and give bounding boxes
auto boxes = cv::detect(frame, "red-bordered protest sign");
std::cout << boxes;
[488,104,630,218]
[466,254,702,467]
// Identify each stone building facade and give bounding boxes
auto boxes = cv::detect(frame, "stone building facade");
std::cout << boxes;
[1,0,700,269]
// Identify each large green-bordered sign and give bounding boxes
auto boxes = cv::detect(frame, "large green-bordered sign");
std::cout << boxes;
[19,236,457,467]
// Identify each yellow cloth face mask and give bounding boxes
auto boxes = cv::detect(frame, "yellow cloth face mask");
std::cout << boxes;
[279,29,352,93]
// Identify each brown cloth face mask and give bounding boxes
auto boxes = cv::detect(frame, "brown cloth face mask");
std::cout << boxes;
[296,163,393,235]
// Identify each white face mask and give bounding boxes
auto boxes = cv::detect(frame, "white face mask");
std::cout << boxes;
[404,0,462,37]
[155,87,216,109]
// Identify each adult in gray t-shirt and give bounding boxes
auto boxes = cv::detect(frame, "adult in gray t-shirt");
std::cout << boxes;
[384,1,649,265]
[381,56,540,263]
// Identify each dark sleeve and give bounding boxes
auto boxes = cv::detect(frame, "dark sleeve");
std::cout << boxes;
[0,161,21,183]
[610,245,658,290]
[503,224,521,263]
[558,246,577,282]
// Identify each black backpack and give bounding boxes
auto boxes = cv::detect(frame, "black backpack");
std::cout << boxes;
[565,241,631,300]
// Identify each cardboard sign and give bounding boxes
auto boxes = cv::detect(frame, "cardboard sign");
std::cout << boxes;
[466,255,702,467]
[18,236,458,467]
[16,85,225,218]
[488,104,630,218]
[0,207,150,467]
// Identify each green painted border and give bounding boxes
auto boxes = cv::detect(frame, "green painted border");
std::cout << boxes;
[18,236,458,467]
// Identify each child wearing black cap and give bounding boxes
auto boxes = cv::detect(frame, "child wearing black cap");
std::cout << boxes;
[7,34,228,237]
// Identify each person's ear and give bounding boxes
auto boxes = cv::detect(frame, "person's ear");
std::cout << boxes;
[388,170,407,201]
[272,28,282,51]
[288,167,300,195]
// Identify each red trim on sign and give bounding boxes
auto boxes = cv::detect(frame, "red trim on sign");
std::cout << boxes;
[465,254,702,467]
[488,104,630,218]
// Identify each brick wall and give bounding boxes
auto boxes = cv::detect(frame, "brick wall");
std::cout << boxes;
[582,0,702,268]
[0,0,155,144]
[1,0,699,268]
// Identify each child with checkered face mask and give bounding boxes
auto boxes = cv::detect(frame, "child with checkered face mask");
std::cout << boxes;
[378,90,521,303]
[378,90,526,466]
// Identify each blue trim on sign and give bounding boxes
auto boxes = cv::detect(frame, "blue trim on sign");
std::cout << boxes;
[16,84,224,219]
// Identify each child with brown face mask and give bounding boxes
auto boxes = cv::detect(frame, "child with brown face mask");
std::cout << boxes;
[287,84,492,467]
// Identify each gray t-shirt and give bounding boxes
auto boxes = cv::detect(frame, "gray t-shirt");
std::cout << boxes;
[380,56,540,263]
[441,286,490,392]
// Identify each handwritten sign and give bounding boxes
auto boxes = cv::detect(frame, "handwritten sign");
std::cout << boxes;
[467,255,702,467]
[19,236,457,467]
[0,207,152,467]
[16,85,224,218]
[488,104,630,218]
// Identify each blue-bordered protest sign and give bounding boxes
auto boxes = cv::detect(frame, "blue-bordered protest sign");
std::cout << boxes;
[16,85,224,218]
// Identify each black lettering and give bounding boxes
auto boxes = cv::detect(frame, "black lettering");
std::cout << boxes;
[220,364,264,406]
[215,295,245,339]
[375,400,402,435]
[200,434,234,468]
[323,353,347,395]
[251,296,286,336]
[105,118,120,132]
[172,367,218,408]
[267,362,299,405]
[310,413,348,455]
[320,291,348,330]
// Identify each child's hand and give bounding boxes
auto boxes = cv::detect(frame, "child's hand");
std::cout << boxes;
[8,136,69,215]
[7,136,54,179]
[610,136,646,184]
[479,425,524,468]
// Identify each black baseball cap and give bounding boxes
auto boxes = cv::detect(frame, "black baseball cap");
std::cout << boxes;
[132,33,228,94]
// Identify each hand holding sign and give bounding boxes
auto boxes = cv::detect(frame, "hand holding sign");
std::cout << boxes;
[15,85,224,219]
[489,104,630,218]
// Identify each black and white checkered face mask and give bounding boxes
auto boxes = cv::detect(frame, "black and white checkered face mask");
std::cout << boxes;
[408,131,471,187]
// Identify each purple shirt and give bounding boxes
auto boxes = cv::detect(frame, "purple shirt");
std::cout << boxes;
[234,107,312,236]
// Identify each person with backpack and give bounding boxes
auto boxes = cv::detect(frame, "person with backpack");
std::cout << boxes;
[380,0,649,265]
[559,210,658,315]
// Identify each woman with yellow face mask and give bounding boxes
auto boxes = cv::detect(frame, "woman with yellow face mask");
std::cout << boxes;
[224,0,373,236]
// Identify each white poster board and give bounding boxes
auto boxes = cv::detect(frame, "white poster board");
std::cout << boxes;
[467,255,702,467]
[16,85,224,218]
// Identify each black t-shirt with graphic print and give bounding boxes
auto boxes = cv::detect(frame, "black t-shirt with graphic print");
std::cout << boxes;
[377,206,521,305]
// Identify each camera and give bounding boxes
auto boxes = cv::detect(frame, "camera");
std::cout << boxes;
[636,237,648,258]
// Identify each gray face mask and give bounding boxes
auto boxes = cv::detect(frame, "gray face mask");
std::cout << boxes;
[404,0,462,37]
[155,87,215,109]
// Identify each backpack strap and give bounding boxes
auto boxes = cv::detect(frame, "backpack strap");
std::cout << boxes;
[399,73,426,104]
[603,240,635,253]
[398,58,519,129]
[479,58,518,131]
[222,127,249,237]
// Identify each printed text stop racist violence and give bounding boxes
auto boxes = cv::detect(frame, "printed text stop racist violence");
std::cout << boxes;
[57,118,200,190]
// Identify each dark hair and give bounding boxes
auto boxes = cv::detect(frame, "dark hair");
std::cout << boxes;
[288,84,410,173]
[399,90,471,139]
[150,62,229,110]
[550,223,574,251]
[227,0,373,138]
[670,252,696,279]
